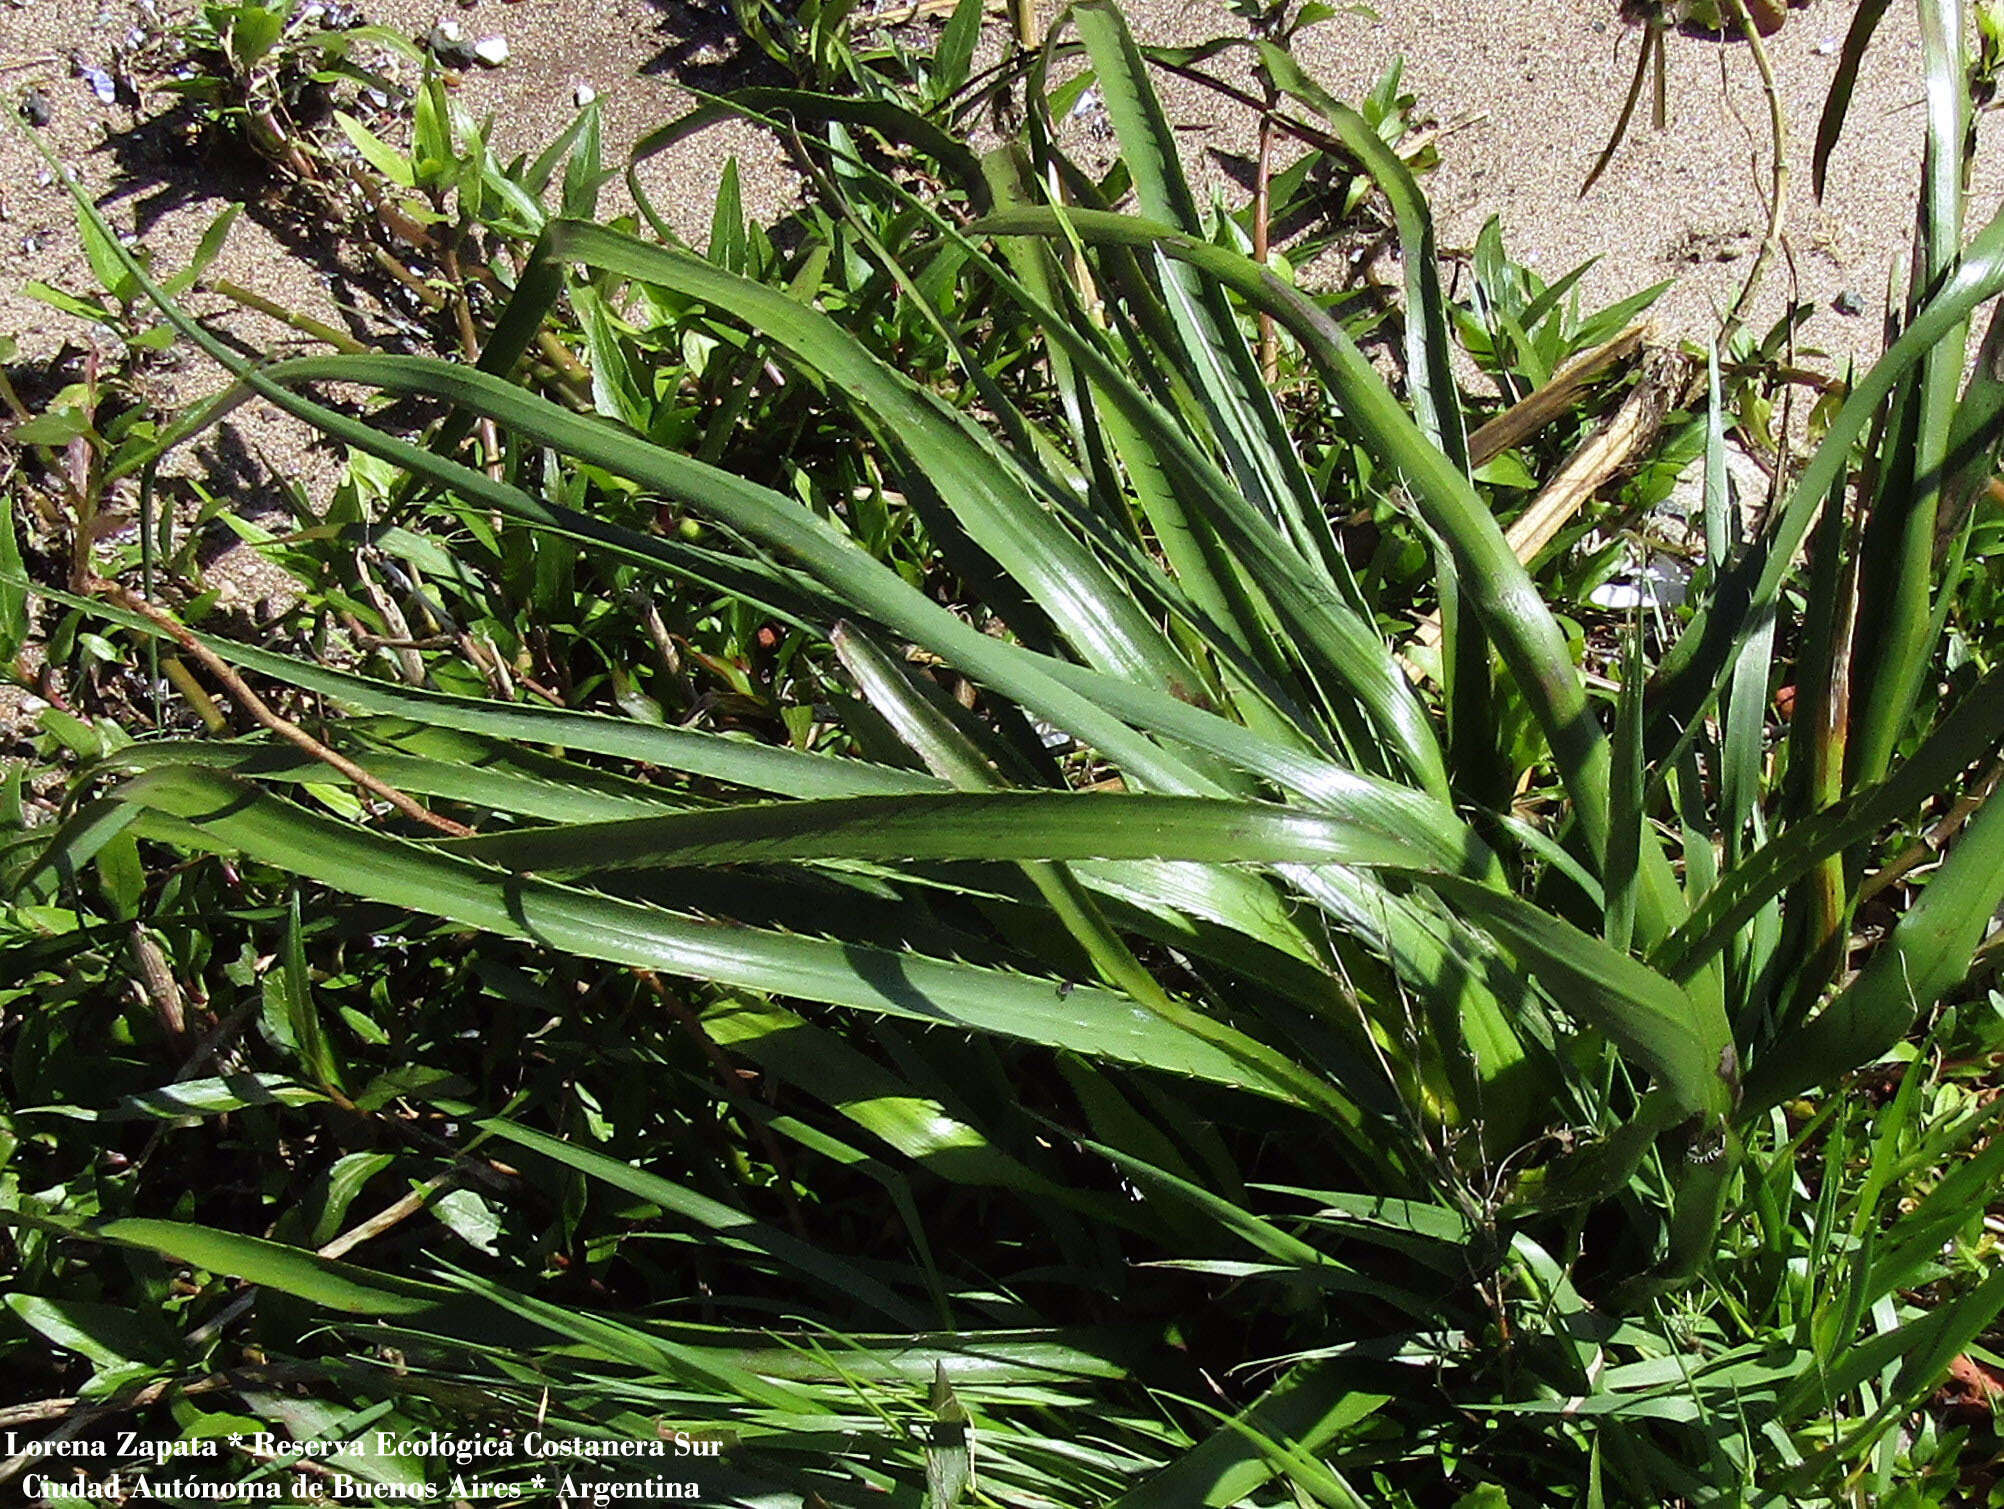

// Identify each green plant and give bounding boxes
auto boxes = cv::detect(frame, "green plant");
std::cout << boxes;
[160,0,419,173]
[7,0,2004,1503]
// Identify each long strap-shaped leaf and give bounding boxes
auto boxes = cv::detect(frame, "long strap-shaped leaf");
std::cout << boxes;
[498,222,1443,796]
[1656,665,2004,982]
[441,790,1481,875]
[437,793,1719,1117]
[1745,785,2004,1111]
[99,738,691,824]
[972,207,1646,887]
[824,623,1385,1134]
[1652,196,2004,735]
[540,224,1200,699]
[21,576,938,799]
[631,89,990,202]
[44,133,1456,835]
[1070,1,1334,562]
[1845,0,1971,790]
[1254,42,1500,798]
[1419,876,1730,1121]
[21,161,1231,813]
[473,1116,925,1325]
[683,90,1444,791]
[105,765,1320,1105]
[264,354,1481,852]
[1104,1358,1389,1509]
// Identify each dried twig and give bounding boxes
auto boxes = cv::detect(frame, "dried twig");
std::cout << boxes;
[1859,759,2004,905]
[100,582,472,837]
[1497,348,1685,566]
[1253,96,1278,384]
[316,1168,459,1261]
[128,922,186,1038]
[1412,346,1683,656]
[1466,322,1652,466]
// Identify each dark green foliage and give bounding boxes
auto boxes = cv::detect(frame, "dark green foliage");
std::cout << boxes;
[4,3,2004,1504]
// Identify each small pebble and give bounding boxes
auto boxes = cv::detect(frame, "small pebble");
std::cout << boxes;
[19,87,51,127]
[1832,289,1866,317]
[471,33,509,66]
[1812,37,1838,56]
[572,81,597,106]
[426,17,475,65]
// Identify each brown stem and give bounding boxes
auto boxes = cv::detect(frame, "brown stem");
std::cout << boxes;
[1254,95,1277,385]
[1859,760,2004,905]
[101,583,472,837]
[317,1168,459,1261]
[441,241,506,478]
[128,923,186,1039]
[354,556,427,687]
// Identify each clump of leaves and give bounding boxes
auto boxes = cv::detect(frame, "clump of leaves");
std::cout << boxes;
[6,0,2004,1505]
[159,0,419,174]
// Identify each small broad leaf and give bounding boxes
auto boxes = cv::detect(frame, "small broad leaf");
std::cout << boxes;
[5,1295,177,1371]
[334,111,416,187]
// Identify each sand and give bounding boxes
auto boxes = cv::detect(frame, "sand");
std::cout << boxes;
[4,0,1983,362]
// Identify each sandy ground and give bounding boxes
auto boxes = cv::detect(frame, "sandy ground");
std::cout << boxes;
[3,0,1983,360]
[0,0,1989,557]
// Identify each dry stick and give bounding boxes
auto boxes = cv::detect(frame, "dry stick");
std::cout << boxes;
[0,1368,314,1441]
[354,556,428,687]
[1582,14,1661,198]
[1007,0,1037,52]
[1857,759,2004,905]
[210,278,369,356]
[851,0,1007,28]
[0,1412,92,1488]
[163,655,229,731]
[178,1168,466,1356]
[1502,350,1684,564]
[1716,0,1789,354]
[1147,56,1443,216]
[441,242,507,480]
[1411,348,1681,654]
[100,583,472,837]
[317,1168,461,1262]
[1465,322,1652,466]
[1385,111,1488,166]
[128,922,186,1038]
